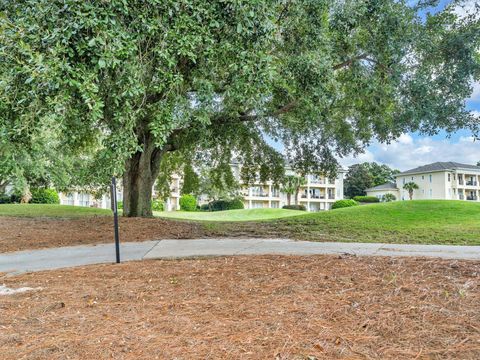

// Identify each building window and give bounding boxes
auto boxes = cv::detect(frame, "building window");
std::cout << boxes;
[448,173,451,182]
[422,175,424,180]
[429,189,432,198]
[403,178,405,185]
[429,175,432,183]
[411,176,414,181]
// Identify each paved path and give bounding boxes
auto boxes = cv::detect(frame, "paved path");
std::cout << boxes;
[1,239,479,275]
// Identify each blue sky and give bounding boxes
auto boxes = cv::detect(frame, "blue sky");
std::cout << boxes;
[341,0,480,171]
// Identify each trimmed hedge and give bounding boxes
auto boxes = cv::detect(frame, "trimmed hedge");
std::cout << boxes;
[179,194,197,211]
[282,204,306,211]
[352,196,380,203]
[30,188,60,204]
[332,199,359,210]
[202,198,245,211]
[0,193,21,204]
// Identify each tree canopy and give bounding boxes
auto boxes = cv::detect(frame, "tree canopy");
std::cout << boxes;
[1,0,479,216]
[344,162,399,198]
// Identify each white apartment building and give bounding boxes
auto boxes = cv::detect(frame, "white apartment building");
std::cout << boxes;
[59,164,345,212]
[232,163,345,211]
[366,162,480,202]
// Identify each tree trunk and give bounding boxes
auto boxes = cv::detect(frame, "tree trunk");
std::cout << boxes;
[409,190,413,200]
[123,134,166,217]
[287,193,291,206]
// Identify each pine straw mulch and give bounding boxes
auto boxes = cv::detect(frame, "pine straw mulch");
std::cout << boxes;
[0,216,210,253]
[1,255,480,359]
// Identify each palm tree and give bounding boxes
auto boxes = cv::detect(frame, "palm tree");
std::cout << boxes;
[294,176,307,205]
[403,181,419,200]
[280,175,297,206]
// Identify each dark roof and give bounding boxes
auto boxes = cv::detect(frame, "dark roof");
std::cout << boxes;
[366,182,398,191]
[399,162,480,175]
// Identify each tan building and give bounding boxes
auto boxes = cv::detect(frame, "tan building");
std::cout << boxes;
[60,163,345,212]
[232,163,345,211]
[367,162,480,202]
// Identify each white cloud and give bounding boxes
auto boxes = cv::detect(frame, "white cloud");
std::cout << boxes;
[452,0,480,20]
[339,133,480,171]
[469,82,480,102]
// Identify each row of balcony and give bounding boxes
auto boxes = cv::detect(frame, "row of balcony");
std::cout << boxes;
[458,194,478,201]
[457,180,478,186]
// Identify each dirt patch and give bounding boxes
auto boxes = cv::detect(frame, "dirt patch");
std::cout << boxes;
[1,255,479,359]
[0,216,211,253]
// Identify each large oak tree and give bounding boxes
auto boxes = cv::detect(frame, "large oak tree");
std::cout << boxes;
[1,0,479,216]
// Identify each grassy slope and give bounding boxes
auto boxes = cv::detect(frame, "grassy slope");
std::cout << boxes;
[0,204,112,218]
[211,201,480,245]
[156,208,305,221]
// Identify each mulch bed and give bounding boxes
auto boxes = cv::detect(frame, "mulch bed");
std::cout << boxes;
[0,216,211,253]
[1,255,479,359]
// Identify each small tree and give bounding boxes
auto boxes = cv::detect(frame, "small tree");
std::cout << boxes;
[281,176,298,206]
[403,182,419,200]
[293,176,307,205]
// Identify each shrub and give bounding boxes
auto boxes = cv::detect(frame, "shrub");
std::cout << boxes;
[200,203,210,211]
[0,194,12,204]
[282,204,307,211]
[117,201,123,210]
[151,199,164,211]
[352,196,379,203]
[179,194,197,211]
[332,199,359,210]
[30,188,60,204]
[206,198,245,211]
[382,193,396,202]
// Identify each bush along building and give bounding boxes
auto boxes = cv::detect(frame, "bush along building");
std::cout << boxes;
[366,162,480,202]
[56,164,346,212]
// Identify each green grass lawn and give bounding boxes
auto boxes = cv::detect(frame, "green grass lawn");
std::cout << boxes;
[155,208,305,221]
[0,204,112,218]
[210,200,480,245]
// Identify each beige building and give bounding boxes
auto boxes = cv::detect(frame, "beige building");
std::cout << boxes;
[366,162,480,202]
[59,164,345,212]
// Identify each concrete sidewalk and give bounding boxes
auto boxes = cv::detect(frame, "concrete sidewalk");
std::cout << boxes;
[1,239,479,275]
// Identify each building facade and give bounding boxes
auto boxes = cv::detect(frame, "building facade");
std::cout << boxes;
[366,162,480,202]
[59,164,345,212]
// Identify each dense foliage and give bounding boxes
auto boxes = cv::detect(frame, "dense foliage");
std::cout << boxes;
[1,0,478,216]
[29,188,60,204]
[179,194,197,211]
[282,205,307,211]
[345,162,400,198]
[202,198,245,211]
[332,199,359,209]
[353,195,380,203]
[151,199,164,211]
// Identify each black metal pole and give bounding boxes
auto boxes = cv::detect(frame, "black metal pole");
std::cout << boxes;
[111,176,120,263]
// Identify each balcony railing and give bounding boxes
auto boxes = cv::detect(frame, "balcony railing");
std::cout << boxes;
[251,193,269,197]
[459,195,464,200]
[466,195,478,201]
[466,181,478,186]
[328,195,335,199]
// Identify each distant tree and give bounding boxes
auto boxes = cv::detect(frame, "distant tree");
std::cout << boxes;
[281,176,298,206]
[181,162,200,196]
[403,182,419,200]
[344,164,374,198]
[344,162,400,198]
[365,163,400,186]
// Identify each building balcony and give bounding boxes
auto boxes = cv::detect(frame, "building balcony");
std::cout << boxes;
[466,181,478,186]
[466,195,478,201]
[459,194,464,200]
[328,195,335,200]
